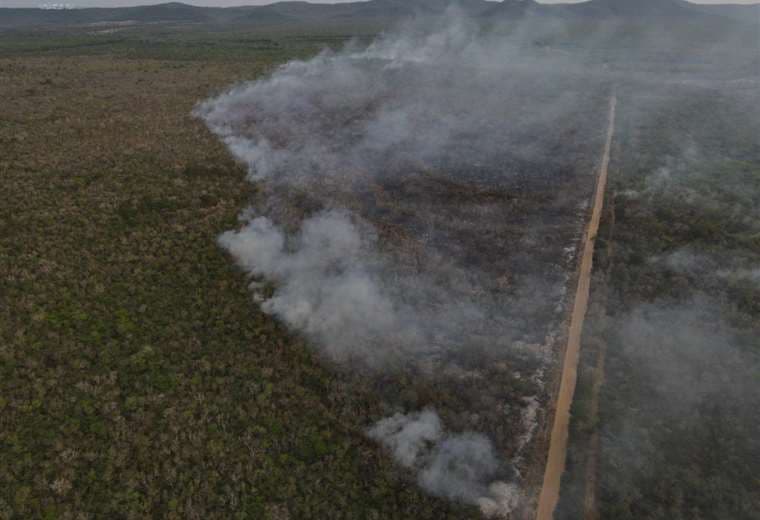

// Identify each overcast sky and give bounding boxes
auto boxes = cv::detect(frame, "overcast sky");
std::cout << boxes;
[2,0,759,9]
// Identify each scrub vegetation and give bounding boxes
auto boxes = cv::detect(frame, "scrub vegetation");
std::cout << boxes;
[0,30,482,519]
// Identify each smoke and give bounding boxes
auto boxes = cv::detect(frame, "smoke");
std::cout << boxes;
[218,210,419,365]
[197,8,602,369]
[599,297,760,514]
[422,434,499,502]
[588,75,760,517]
[217,207,514,368]
[615,300,757,410]
[193,1,760,515]
[368,409,520,517]
[194,8,601,190]
[650,247,760,289]
[367,409,443,468]
[197,6,608,514]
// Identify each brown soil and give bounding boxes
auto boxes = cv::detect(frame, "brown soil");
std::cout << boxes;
[534,95,617,520]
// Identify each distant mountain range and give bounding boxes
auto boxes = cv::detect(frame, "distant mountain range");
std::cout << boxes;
[1,0,758,30]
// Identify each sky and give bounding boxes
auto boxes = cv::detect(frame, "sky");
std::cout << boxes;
[2,0,759,9]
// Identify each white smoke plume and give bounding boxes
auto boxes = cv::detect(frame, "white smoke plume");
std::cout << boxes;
[217,208,500,367]
[195,9,594,189]
[218,210,419,365]
[420,434,500,503]
[367,409,443,468]
[197,8,599,369]
[197,7,606,513]
[368,409,520,517]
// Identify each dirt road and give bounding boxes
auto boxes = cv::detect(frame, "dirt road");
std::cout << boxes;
[535,94,617,520]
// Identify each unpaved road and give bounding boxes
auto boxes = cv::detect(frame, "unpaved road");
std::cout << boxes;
[535,94,617,520]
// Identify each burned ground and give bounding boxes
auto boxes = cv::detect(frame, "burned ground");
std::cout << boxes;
[203,38,615,512]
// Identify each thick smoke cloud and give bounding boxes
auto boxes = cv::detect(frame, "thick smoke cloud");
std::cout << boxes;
[197,7,602,514]
[196,10,589,188]
[368,410,520,516]
[196,8,596,369]
[216,207,500,367]
[218,210,415,365]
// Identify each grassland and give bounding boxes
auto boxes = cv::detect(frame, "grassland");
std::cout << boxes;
[0,28,482,519]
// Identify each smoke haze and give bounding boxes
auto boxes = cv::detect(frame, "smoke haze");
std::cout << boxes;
[195,3,760,516]
[195,8,613,512]
[196,9,605,371]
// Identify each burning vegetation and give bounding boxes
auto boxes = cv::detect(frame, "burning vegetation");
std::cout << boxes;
[196,12,613,516]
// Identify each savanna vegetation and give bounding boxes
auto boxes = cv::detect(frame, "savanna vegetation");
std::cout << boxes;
[3,5,759,519]
[0,27,484,519]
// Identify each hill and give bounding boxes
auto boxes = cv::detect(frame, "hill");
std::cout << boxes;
[0,0,494,30]
[0,0,758,43]
[5,0,757,29]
